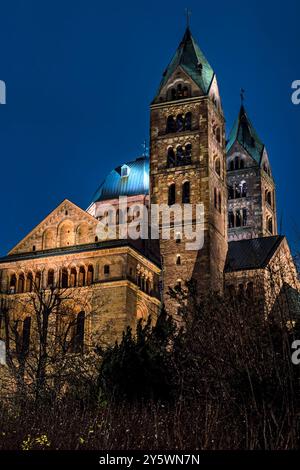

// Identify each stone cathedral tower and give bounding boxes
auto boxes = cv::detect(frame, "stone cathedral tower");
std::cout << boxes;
[226,105,278,241]
[150,28,228,311]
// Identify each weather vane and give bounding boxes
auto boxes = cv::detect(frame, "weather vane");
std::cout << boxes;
[142,139,149,157]
[240,88,245,104]
[185,8,191,28]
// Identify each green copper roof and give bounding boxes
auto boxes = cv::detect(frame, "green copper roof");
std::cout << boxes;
[155,27,215,99]
[226,105,265,164]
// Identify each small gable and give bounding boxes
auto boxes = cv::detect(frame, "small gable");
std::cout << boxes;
[9,200,98,255]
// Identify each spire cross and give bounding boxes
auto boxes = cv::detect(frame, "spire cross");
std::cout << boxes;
[185,8,191,28]
[240,88,245,104]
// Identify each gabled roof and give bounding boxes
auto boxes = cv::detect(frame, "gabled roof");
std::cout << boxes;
[225,236,284,272]
[226,105,265,164]
[9,199,98,255]
[154,27,214,99]
[90,156,149,204]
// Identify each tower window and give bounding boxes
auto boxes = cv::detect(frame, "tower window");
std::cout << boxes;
[214,188,218,209]
[267,216,273,234]
[215,157,221,176]
[242,208,248,226]
[166,115,176,133]
[185,144,192,162]
[228,211,234,228]
[182,181,190,204]
[176,255,181,265]
[168,184,176,206]
[185,112,192,131]
[176,114,184,132]
[167,147,176,167]
[176,146,184,164]
[218,192,222,213]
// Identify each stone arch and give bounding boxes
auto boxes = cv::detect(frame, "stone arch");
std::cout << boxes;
[76,222,89,245]
[58,220,75,247]
[43,227,56,250]
[136,300,149,322]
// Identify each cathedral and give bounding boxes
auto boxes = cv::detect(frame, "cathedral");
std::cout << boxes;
[0,27,299,347]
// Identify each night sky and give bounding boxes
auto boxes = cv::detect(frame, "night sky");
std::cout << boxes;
[0,0,299,255]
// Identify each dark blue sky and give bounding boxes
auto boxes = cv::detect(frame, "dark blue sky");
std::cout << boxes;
[0,0,299,255]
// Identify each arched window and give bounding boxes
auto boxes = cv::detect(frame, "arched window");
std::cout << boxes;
[26,272,34,292]
[70,268,77,288]
[218,192,222,213]
[228,211,234,228]
[266,190,272,206]
[242,208,248,226]
[246,282,254,299]
[229,160,234,171]
[176,114,184,132]
[185,143,192,163]
[176,254,181,265]
[35,271,41,290]
[168,184,176,206]
[234,156,240,170]
[238,283,244,300]
[18,274,25,293]
[87,265,94,285]
[167,147,175,167]
[215,158,221,176]
[47,269,55,288]
[240,159,245,169]
[241,181,247,198]
[146,279,151,295]
[171,88,176,100]
[216,127,221,143]
[10,273,17,293]
[177,83,183,99]
[59,221,74,247]
[184,112,192,131]
[22,317,31,356]
[235,184,241,199]
[182,181,190,203]
[78,266,86,287]
[176,146,184,164]
[166,115,176,133]
[74,311,85,354]
[61,268,68,289]
[267,217,273,234]
[227,284,236,298]
[236,210,242,227]
[214,188,218,209]
[183,86,189,98]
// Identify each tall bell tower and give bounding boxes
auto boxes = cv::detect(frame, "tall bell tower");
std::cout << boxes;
[150,27,227,311]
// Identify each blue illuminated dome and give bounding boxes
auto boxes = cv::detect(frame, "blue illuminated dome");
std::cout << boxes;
[90,156,150,203]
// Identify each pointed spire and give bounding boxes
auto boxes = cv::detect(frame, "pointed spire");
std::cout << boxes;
[154,27,215,100]
[227,104,265,164]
